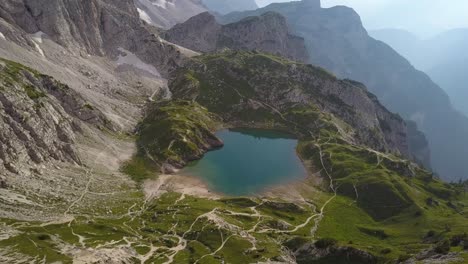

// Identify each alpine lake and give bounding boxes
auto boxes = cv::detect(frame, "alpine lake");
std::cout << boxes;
[181,129,308,196]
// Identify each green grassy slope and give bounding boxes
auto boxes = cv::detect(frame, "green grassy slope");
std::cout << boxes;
[1,54,466,263]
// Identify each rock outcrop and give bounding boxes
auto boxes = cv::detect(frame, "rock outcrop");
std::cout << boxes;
[0,58,110,177]
[169,51,412,156]
[201,0,258,14]
[221,0,467,181]
[0,0,189,76]
[134,0,207,29]
[371,28,468,118]
[136,100,223,172]
[165,12,309,63]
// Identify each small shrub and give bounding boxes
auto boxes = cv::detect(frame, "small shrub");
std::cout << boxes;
[426,197,435,206]
[397,254,412,262]
[380,248,392,255]
[24,85,45,100]
[450,233,468,247]
[314,238,337,249]
[37,234,50,240]
[82,103,94,110]
[426,230,436,238]
[434,239,450,255]
[284,237,310,252]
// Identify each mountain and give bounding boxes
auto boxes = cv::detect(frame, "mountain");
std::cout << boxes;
[0,0,467,263]
[221,0,468,181]
[0,0,194,76]
[201,0,258,14]
[164,12,309,62]
[134,0,207,29]
[370,28,468,117]
[0,58,114,176]
[427,59,468,116]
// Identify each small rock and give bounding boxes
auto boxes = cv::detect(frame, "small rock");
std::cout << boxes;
[0,176,7,188]
[5,163,19,174]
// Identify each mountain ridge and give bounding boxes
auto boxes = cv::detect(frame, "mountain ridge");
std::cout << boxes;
[201,0,258,14]
[165,11,309,63]
[370,28,468,118]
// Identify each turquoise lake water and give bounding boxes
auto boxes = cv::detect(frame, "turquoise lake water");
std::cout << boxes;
[181,129,307,196]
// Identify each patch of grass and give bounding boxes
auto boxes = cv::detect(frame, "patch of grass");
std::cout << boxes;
[121,156,157,182]
[24,84,46,100]
[82,103,95,110]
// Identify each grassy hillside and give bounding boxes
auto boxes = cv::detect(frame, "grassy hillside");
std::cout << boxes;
[1,54,466,263]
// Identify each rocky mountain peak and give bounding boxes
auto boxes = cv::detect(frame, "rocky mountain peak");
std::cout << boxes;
[134,0,207,29]
[201,0,258,14]
[0,58,112,178]
[0,0,193,76]
[165,11,309,63]
[299,0,321,9]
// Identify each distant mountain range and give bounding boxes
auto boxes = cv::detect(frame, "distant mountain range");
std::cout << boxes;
[133,0,259,29]
[202,0,258,14]
[370,28,468,117]
[134,0,207,29]
[164,11,309,62]
[221,0,468,181]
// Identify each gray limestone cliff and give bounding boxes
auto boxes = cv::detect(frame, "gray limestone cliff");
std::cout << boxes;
[0,58,111,182]
[165,12,309,63]
[0,0,189,76]
[201,0,258,15]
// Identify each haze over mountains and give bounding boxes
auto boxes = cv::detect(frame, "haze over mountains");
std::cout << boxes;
[202,0,258,14]
[262,0,468,37]
[371,28,468,117]
[221,0,468,182]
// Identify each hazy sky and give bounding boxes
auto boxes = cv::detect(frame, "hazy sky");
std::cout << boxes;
[255,0,468,37]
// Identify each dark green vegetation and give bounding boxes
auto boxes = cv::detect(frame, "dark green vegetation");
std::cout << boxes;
[126,100,223,180]
[0,58,45,102]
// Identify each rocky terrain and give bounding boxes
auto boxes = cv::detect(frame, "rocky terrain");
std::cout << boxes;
[371,28,468,118]
[135,0,207,29]
[0,58,114,179]
[201,0,258,14]
[0,0,191,76]
[221,0,468,181]
[165,12,309,63]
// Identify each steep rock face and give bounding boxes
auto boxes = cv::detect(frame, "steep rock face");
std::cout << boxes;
[0,58,110,179]
[169,51,411,156]
[221,0,466,181]
[136,100,223,172]
[165,12,309,63]
[371,28,468,118]
[134,0,207,29]
[201,0,258,15]
[0,0,188,76]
